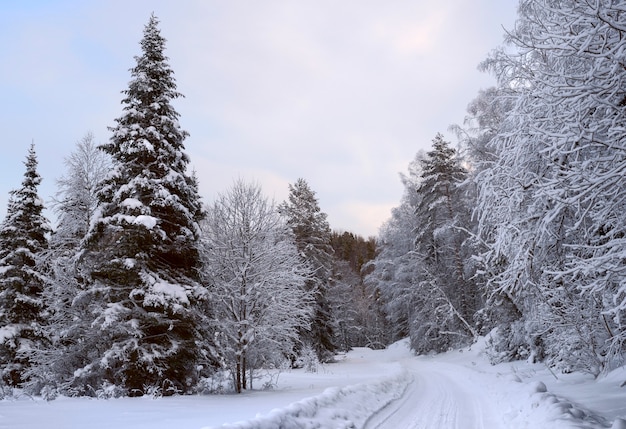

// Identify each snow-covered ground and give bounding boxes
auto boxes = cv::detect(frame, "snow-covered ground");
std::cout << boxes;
[1,337,625,428]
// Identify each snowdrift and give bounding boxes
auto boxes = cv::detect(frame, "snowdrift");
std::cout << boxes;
[206,372,410,429]
[500,379,610,429]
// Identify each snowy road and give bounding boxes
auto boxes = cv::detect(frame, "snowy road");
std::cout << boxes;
[2,339,621,428]
[363,361,503,429]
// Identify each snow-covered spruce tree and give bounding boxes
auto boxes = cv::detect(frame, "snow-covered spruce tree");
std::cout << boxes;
[74,15,207,396]
[201,180,313,393]
[279,178,336,362]
[0,144,51,387]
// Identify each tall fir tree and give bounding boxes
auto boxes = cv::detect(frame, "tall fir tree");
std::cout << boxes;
[279,178,336,362]
[74,14,206,396]
[410,134,476,352]
[0,144,51,387]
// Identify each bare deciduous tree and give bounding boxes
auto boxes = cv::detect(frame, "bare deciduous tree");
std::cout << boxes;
[201,180,313,393]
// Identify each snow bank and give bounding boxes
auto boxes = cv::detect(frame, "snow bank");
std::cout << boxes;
[501,376,609,428]
[431,335,619,428]
[204,371,410,429]
[547,366,626,425]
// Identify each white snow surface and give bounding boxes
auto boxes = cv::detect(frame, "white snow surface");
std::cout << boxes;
[121,198,143,210]
[1,336,625,429]
[149,280,190,305]
[134,215,158,229]
[0,326,17,343]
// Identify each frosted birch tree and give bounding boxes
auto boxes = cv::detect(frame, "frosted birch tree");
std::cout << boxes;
[473,0,626,373]
[201,180,313,393]
[26,133,111,397]
[365,152,424,342]
[51,132,111,251]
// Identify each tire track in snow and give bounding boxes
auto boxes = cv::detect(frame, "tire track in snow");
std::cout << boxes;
[363,361,503,429]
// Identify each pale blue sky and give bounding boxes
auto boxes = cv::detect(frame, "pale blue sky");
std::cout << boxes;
[0,0,518,237]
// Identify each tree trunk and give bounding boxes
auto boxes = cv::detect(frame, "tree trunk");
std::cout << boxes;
[235,359,242,393]
[242,354,247,390]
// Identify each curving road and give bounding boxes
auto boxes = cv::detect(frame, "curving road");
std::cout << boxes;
[363,361,503,429]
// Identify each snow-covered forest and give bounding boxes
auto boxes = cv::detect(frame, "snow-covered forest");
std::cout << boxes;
[0,15,377,398]
[369,0,626,376]
[2,1,626,426]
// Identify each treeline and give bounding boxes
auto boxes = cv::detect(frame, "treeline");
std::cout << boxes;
[0,15,377,398]
[365,0,626,376]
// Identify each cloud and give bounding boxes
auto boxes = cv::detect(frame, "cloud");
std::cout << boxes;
[372,6,448,57]
[0,0,519,237]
